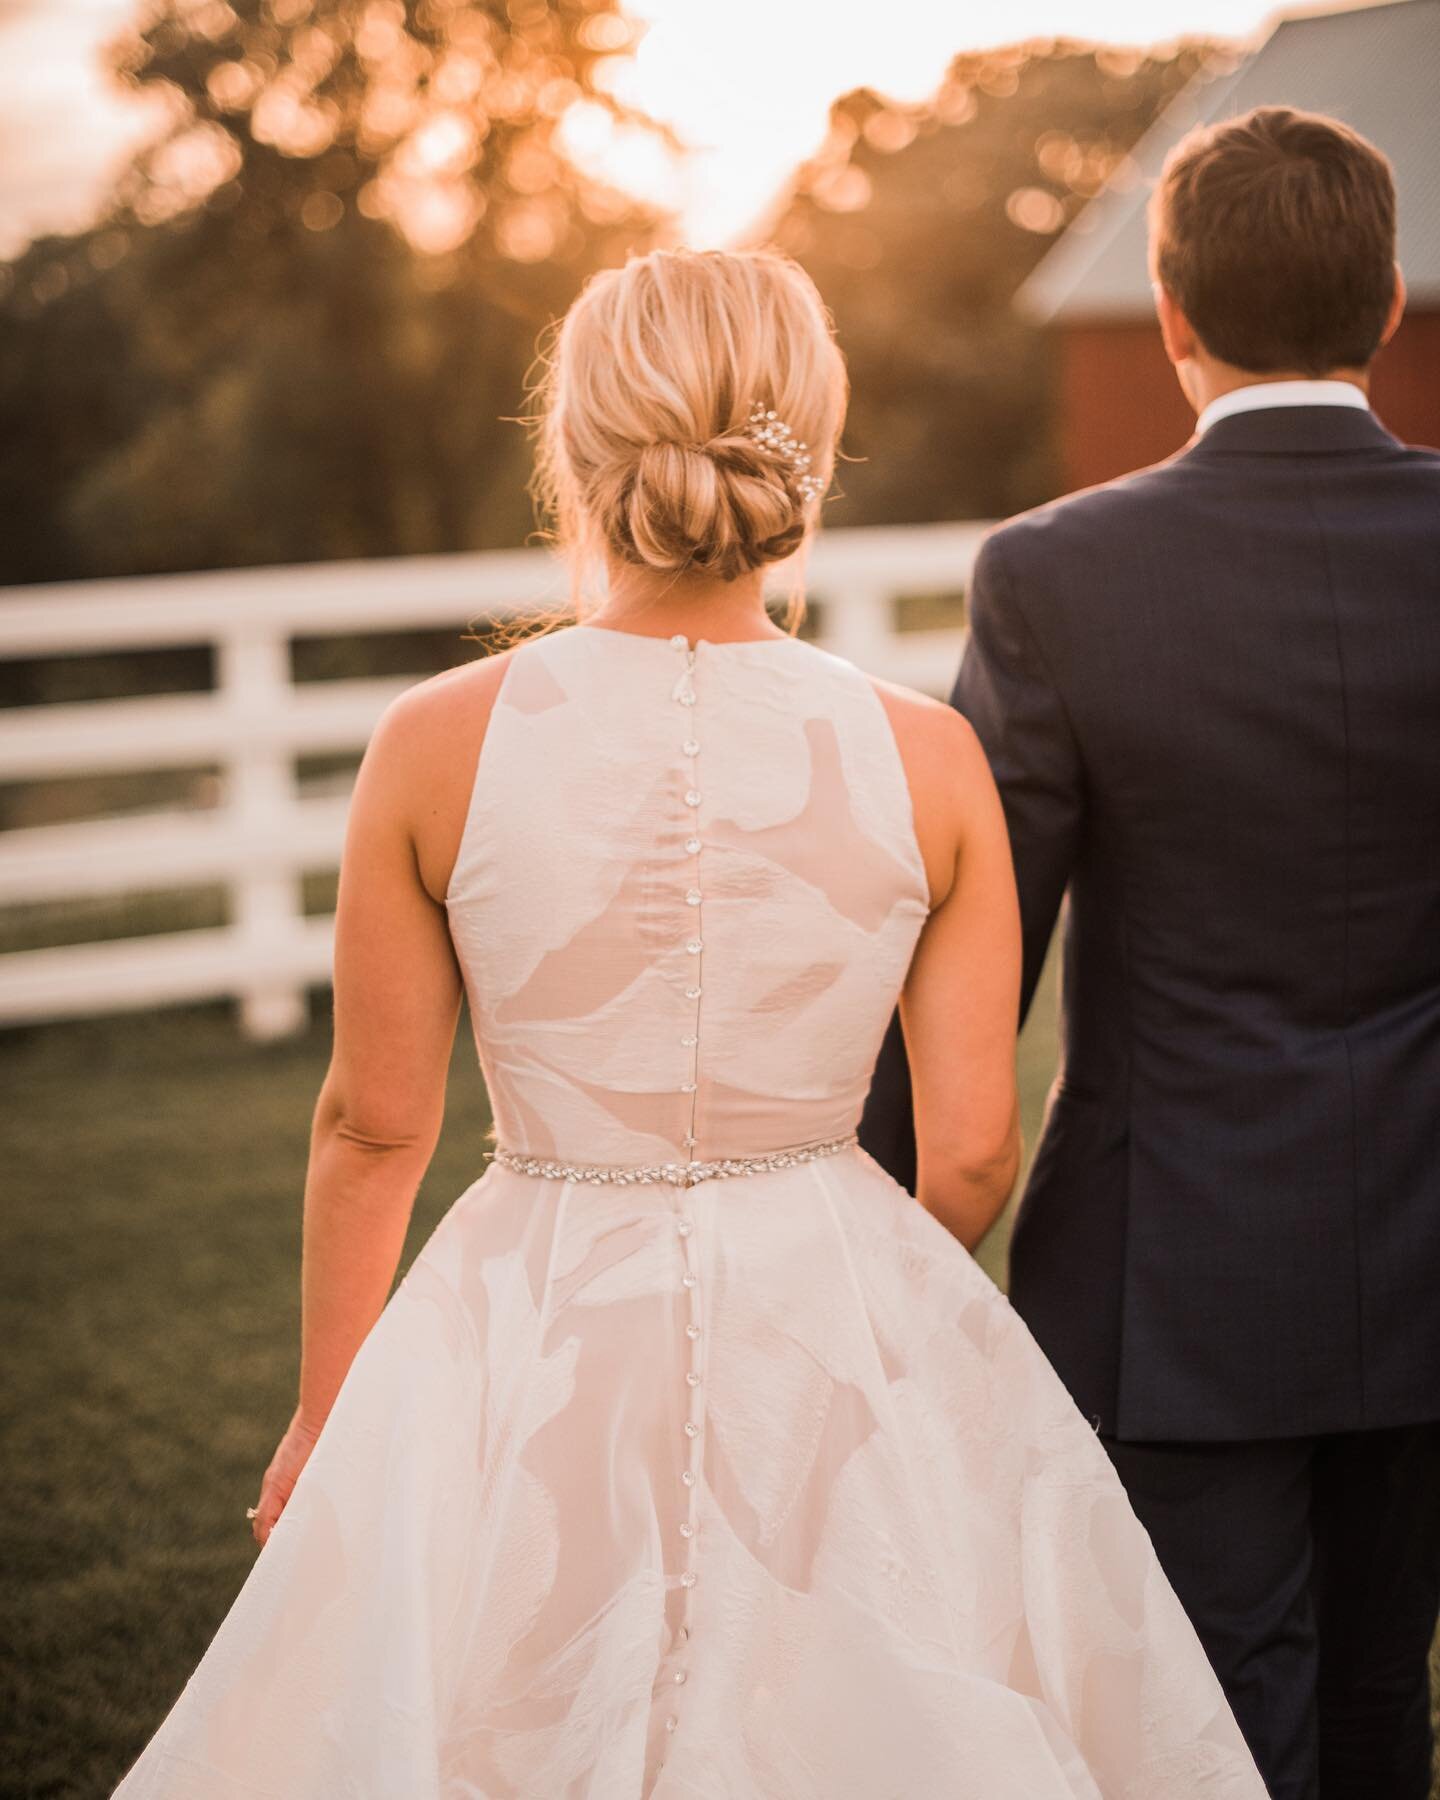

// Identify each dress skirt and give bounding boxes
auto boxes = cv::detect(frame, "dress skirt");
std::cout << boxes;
[112,1146,1265,1799]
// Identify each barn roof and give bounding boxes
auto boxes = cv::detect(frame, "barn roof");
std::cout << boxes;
[1017,0,1440,322]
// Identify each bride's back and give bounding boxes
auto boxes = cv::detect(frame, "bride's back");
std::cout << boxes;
[432,246,941,1173]
[445,623,930,1167]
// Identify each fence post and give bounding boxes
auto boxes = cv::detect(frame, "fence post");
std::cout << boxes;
[218,621,309,1041]
[820,583,893,673]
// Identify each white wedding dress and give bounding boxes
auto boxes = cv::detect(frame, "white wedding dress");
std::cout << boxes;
[113,624,1266,1798]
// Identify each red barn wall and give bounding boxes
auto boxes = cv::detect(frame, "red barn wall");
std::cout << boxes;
[1057,312,1440,495]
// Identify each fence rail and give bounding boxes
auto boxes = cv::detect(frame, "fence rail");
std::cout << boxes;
[0,521,986,1036]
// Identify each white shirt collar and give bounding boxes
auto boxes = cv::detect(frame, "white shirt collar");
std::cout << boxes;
[1194,379,1371,436]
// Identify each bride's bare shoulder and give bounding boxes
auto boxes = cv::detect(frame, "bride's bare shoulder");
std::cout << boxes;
[866,674,987,785]
[866,675,993,907]
[381,641,522,746]
[356,639,530,904]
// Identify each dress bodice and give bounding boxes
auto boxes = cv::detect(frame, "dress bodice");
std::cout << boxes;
[444,624,931,1167]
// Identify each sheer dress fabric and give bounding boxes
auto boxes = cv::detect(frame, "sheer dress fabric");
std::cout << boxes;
[112,625,1267,1799]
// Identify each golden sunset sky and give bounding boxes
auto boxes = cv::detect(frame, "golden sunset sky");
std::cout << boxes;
[0,0,1297,258]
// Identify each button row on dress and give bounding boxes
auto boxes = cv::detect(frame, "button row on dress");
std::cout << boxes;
[668,635,702,1737]
[677,664,703,1112]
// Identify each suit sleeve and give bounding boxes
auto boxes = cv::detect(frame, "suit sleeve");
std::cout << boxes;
[858,1007,918,1193]
[859,528,1084,1192]
[953,528,1084,1026]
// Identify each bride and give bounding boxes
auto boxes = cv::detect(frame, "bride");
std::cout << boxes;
[112,246,1266,1797]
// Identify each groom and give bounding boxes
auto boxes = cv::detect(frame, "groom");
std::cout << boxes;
[860,105,1440,1800]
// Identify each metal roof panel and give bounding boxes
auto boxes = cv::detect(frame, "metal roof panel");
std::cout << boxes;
[1017,0,1440,322]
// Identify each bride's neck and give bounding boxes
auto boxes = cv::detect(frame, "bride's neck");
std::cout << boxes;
[586,561,785,642]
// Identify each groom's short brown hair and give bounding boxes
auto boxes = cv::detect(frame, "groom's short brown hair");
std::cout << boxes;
[1150,105,1397,374]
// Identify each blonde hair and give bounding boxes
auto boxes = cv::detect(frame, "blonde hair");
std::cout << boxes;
[531,247,848,602]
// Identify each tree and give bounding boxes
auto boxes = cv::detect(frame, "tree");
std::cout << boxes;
[0,0,663,583]
[762,39,1227,525]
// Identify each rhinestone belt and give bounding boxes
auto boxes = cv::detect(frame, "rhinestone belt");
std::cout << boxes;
[488,1132,859,1189]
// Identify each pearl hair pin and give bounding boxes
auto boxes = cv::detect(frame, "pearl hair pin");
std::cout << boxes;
[745,404,826,503]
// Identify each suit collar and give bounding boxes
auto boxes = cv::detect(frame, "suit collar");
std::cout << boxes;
[1179,403,1403,460]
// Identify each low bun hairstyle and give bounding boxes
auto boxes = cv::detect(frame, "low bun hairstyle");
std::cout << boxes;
[532,247,847,588]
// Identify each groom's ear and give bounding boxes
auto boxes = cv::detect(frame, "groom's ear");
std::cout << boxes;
[1152,282,1198,368]
[1378,262,1407,353]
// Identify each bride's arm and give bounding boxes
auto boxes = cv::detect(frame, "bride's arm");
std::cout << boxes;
[295,687,467,1437]
[250,667,500,1544]
[889,700,1023,1250]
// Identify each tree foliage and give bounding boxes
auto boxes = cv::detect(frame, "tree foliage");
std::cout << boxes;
[0,0,661,583]
[767,39,1226,526]
[0,15,1230,586]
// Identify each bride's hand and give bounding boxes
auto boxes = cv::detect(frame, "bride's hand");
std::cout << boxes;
[250,1405,323,1546]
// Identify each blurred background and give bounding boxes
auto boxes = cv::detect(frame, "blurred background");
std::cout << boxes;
[2,0,1437,1792]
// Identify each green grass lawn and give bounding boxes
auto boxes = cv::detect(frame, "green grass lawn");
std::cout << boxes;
[1,994,495,1799]
[2,961,1435,1796]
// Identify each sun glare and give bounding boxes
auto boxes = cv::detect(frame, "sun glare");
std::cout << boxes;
[598,0,1284,244]
[0,0,1293,258]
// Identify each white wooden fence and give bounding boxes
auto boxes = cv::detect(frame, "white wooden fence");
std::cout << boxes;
[0,522,985,1038]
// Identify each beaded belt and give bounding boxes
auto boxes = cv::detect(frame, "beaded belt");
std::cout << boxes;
[488,1132,858,1189]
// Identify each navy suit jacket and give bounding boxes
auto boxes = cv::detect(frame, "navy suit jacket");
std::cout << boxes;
[860,403,1440,1442]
